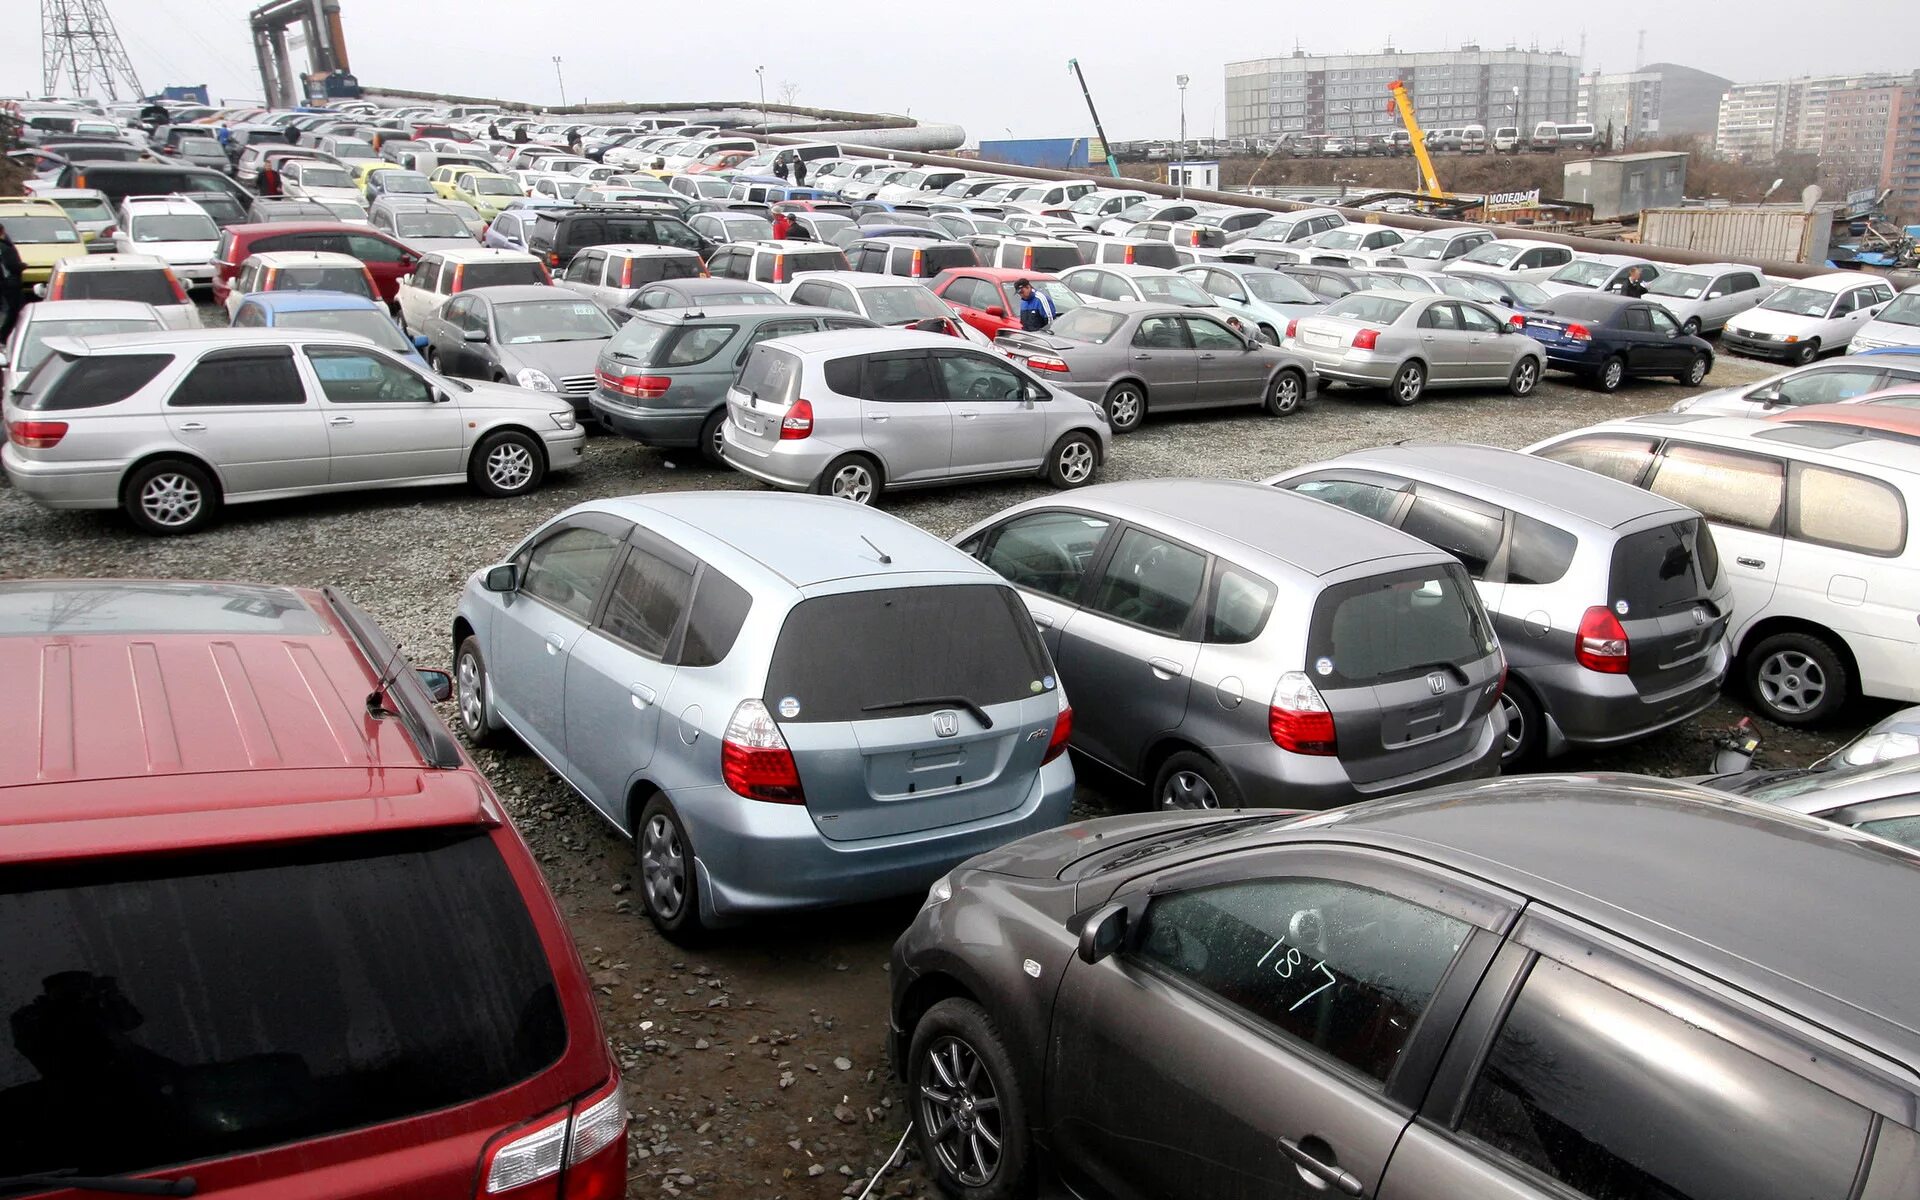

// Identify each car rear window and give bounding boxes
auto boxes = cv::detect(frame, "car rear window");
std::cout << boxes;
[57,268,177,305]
[0,830,566,1182]
[16,351,172,411]
[459,261,547,289]
[1127,243,1179,268]
[278,267,374,297]
[1609,518,1720,615]
[1023,245,1081,273]
[763,584,1054,723]
[920,244,978,274]
[1308,564,1494,686]
[785,249,848,276]
[736,345,802,403]
[627,256,701,284]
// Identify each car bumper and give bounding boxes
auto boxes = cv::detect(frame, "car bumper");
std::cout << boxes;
[1,444,123,509]
[1525,642,1730,750]
[1720,331,1795,359]
[1282,341,1398,386]
[589,391,711,448]
[718,419,847,491]
[540,427,588,471]
[1209,712,1503,810]
[1538,343,1611,372]
[169,263,216,286]
[683,756,1076,920]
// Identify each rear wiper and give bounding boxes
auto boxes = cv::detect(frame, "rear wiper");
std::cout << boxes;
[0,1171,196,1197]
[861,695,994,729]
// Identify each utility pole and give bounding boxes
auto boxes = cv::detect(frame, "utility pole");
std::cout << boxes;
[551,56,566,107]
[756,65,767,129]
[1176,73,1189,199]
[1066,58,1121,178]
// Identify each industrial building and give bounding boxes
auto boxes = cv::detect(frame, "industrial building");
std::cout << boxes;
[1225,45,1579,141]
[1561,150,1688,220]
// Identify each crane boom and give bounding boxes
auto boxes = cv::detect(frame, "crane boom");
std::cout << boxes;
[1068,58,1122,178]
[1387,79,1445,198]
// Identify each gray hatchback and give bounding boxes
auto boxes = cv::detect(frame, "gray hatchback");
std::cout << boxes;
[451,492,1077,939]
[953,479,1506,810]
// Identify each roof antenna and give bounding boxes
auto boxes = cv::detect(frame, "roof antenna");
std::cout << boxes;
[861,534,892,565]
[368,641,408,717]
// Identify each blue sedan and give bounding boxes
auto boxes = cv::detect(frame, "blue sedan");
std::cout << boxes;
[1519,292,1715,392]
[230,291,429,365]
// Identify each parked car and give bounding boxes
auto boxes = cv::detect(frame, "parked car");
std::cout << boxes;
[1268,444,1733,763]
[687,209,777,246]
[245,196,335,223]
[108,196,220,289]
[395,247,550,332]
[1671,352,1920,416]
[1639,261,1776,334]
[932,267,1082,339]
[1058,263,1224,314]
[625,276,782,314]
[1096,198,1204,237]
[1766,400,1920,442]
[450,492,1076,938]
[1849,283,1920,353]
[1395,224,1498,269]
[230,288,427,365]
[370,197,479,252]
[2,329,585,534]
[1284,289,1547,403]
[0,299,166,402]
[1529,413,1920,724]
[1493,124,1523,150]
[1069,235,1176,269]
[33,186,118,244]
[278,156,363,209]
[721,329,1109,502]
[1537,254,1663,298]
[701,239,848,294]
[845,235,979,280]
[888,773,1920,1200]
[212,221,421,307]
[362,168,439,206]
[1514,293,1711,395]
[421,284,616,411]
[951,477,1505,808]
[1232,208,1348,257]
[0,578,625,1198]
[1689,705,1920,849]
[1301,223,1409,267]
[969,234,1084,274]
[1722,273,1897,364]
[1067,188,1152,230]
[556,243,707,312]
[446,169,522,218]
[591,304,874,462]
[223,249,379,319]
[0,199,89,285]
[1178,263,1324,343]
[56,160,249,214]
[1444,237,1577,284]
[38,252,198,328]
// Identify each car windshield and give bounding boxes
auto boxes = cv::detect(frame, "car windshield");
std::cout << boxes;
[1647,270,1712,300]
[52,197,113,222]
[1137,276,1214,306]
[1117,201,1162,220]
[1051,306,1127,344]
[275,267,373,297]
[330,138,375,158]
[493,299,614,343]
[18,317,161,373]
[395,212,471,239]
[862,285,950,324]
[298,165,354,188]
[1745,755,1920,805]
[320,200,367,221]
[1314,228,1370,250]
[0,215,79,244]
[273,306,412,353]
[469,176,518,195]
[803,215,856,238]
[1503,279,1551,307]
[1245,271,1317,304]
[1324,294,1412,323]
[1460,242,1525,266]
[56,268,175,304]
[1875,293,1920,327]
[549,179,584,198]
[1398,235,1456,260]
[130,213,217,242]
[1761,286,1836,318]
[381,174,434,194]
[723,216,775,239]
[1551,260,1628,288]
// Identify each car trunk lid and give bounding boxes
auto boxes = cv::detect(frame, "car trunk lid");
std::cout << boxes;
[725,343,804,446]
[1608,514,1731,695]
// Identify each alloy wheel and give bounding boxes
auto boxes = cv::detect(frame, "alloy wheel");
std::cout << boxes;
[1499,694,1526,759]
[1687,356,1707,384]
[457,652,485,734]
[918,1036,1004,1189]
[486,442,535,491]
[140,472,204,528]
[1161,769,1219,811]
[640,813,687,920]
[1757,650,1826,716]
[829,463,875,503]
[1603,360,1624,389]
[1394,365,1423,402]
[1107,389,1141,428]
[1056,440,1095,484]
[1513,360,1538,395]
[1271,373,1300,412]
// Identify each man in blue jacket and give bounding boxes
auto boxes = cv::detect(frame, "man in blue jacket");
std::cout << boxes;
[1016,278,1056,331]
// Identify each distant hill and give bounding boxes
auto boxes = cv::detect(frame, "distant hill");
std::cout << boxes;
[1644,63,1734,137]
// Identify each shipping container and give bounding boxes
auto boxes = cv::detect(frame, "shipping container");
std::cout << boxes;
[979,137,1094,170]
[1640,204,1837,265]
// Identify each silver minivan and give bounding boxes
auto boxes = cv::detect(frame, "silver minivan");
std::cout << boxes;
[953,478,1507,810]
[451,492,1077,938]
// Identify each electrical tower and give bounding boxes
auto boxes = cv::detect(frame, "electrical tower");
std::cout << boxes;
[41,0,144,101]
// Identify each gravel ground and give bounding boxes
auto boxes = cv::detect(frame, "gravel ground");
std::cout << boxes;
[2,328,1878,1197]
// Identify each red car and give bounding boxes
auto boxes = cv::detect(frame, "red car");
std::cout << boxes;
[213,222,421,307]
[0,579,624,1200]
[931,266,1082,338]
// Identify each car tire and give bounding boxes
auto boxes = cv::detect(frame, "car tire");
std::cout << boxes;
[815,453,881,504]
[1792,339,1820,366]
[909,999,1035,1200]
[1152,751,1243,812]
[1593,355,1626,392]
[635,795,710,945]
[425,348,442,372]
[1497,680,1545,767]
[1044,431,1099,489]
[698,408,728,467]
[122,457,221,536]
[1257,322,1279,345]
[1102,382,1146,432]
[1745,630,1849,727]
[1387,360,1426,405]
[1508,356,1540,397]
[1680,317,1701,337]
[1264,369,1305,416]
[469,429,547,498]
[1681,353,1710,386]
[454,636,504,748]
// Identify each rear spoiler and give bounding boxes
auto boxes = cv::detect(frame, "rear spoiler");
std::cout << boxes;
[323,586,464,770]
[994,329,1064,354]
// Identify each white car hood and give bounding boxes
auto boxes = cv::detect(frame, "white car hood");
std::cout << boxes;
[1727,305,1825,337]
[1851,318,1920,350]
[139,241,220,265]
[296,184,364,205]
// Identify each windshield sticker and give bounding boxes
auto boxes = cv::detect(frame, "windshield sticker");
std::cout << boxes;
[1315,657,1334,676]
[777,696,801,719]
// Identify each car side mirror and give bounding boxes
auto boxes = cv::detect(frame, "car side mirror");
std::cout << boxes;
[412,333,429,349]
[463,328,487,342]
[1077,903,1130,965]
[415,668,453,703]
[483,563,520,592]
[985,305,1005,318]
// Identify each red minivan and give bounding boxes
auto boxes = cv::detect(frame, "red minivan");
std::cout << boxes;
[0,579,623,1200]
[213,222,421,307]
[931,266,1079,338]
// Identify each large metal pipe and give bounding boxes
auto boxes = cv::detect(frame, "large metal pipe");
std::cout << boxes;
[322,0,349,72]
[252,28,279,110]
[268,25,294,106]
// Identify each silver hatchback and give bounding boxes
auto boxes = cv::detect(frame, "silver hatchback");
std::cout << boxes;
[451,492,1076,938]
[721,329,1111,504]
[1284,289,1547,404]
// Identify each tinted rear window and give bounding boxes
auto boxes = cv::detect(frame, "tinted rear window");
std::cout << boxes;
[1609,518,1720,615]
[764,584,1053,722]
[458,261,546,289]
[737,345,801,403]
[629,256,701,284]
[18,352,171,411]
[57,268,176,305]
[1129,243,1179,268]
[921,244,978,273]
[1025,246,1081,273]
[1309,564,1494,686]
[0,830,565,1180]
[786,249,848,276]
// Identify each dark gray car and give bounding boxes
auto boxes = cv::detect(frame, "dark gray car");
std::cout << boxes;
[889,775,1920,1200]
[995,302,1317,431]
[591,304,875,463]
[1689,703,1920,849]
[1267,444,1734,764]
[624,276,783,315]
[421,284,616,411]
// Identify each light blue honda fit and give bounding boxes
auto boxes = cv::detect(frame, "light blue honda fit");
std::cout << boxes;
[451,490,1076,940]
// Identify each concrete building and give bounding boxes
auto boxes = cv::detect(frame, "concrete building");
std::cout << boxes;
[1640,62,1735,138]
[1562,151,1689,220]
[1715,80,1800,161]
[1795,73,1911,152]
[1577,71,1662,147]
[1886,86,1920,223]
[1820,84,1904,195]
[1225,45,1579,141]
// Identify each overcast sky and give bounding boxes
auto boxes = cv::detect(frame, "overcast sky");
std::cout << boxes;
[9,0,1918,142]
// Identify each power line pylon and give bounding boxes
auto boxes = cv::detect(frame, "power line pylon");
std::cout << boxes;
[41,0,145,101]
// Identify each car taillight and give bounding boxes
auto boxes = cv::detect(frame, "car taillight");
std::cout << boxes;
[264,267,280,289]
[1565,323,1592,341]
[911,248,924,276]
[1352,328,1379,350]
[1270,670,1336,755]
[476,1075,626,1199]
[1575,606,1630,673]
[771,253,786,284]
[451,263,466,292]
[1285,319,1298,339]
[1025,353,1069,373]
[98,225,117,240]
[8,421,70,449]
[165,270,189,303]
[721,699,804,803]
[47,274,67,300]
[1187,228,1202,246]
[596,370,670,399]
[779,397,814,439]
[1022,247,1035,270]
[1122,245,1135,264]
[548,251,562,268]
[1043,705,1073,764]
[619,259,633,287]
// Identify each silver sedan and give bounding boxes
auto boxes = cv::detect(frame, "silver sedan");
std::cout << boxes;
[1282,289,1546,404]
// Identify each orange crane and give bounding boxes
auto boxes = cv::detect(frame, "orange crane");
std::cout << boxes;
[1387,80,1446,198]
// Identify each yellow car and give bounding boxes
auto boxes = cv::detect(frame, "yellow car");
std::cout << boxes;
[352,160,403,197]
[429,164,470,199]
[0,200,89,285]
[450,171,522,220]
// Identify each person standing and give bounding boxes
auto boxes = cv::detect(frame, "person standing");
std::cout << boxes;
[1615,265,1649,298]
[772,155,790,182]
[0,224,26,340]
[770,210,793,240]
[1015,278,1056,331]
[792,156,808,188]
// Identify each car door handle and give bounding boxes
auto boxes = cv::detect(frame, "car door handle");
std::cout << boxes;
[1420,335,1438,342]
[630,683,656,708]
[1148,657,1183,679]
[544,632,566,655]
[1031,612,1054,628]
[1133,353,1153,360]
[1278,1137,1363,1197]
[1737,556,1766,569]
[1197,352,1216,360]
[176,421,206,432]
[867,413,888,422]
[959,411,979,420]
[329,415,354,426]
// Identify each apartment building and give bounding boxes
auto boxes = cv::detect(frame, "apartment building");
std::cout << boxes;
[1577,71,1662,146]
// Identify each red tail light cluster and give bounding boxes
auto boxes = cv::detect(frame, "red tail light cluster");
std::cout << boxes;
[1270,671,1337,755]
[1285,319,1299,339]
[597,371,670,399]
[165,269,189,304]
[8,420,70,449]
[1575,606,1630,673]
[721,699,804,803]
[1351,328,1380,350]
[779,398,814,439]
[1564,323,1593,342]
[476,1075,626,1199]
[1024,354,1069,373]
[1043,706,1073,764]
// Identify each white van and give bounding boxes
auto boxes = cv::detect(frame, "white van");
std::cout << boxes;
[1493,126,1522,152]
[1530,415,1920,727]
[1530,122,1561,152]
[1555,123,1599,150]
[1460,124,1488,153]
[1850,283,1920,353]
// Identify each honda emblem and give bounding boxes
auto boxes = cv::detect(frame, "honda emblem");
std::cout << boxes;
[1692,608,1706,626]
[1427,672,1447,695]
[932,710,960,738]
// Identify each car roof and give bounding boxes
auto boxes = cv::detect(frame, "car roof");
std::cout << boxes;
[0,580,492,861]
[51,252,169,271]
[456,284,577,304]
[936,266,1052,282]
[1065,263,1183,278]
[783,270,928,291]
[1793,272,1883,293]
[249,250,366,267]
[46,327,373,354]
[641,276,774,294]
[15,299,162,321]
[427,246,541,263]
[229,220,369,239]
[1768,403,1920,437]
[1288,774,1920,1059]
[1477,237,1560,250]
[239,290,383,312]
[635,303,848,324]
[1303,443,1698,529]
[1559,413,1920,476]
